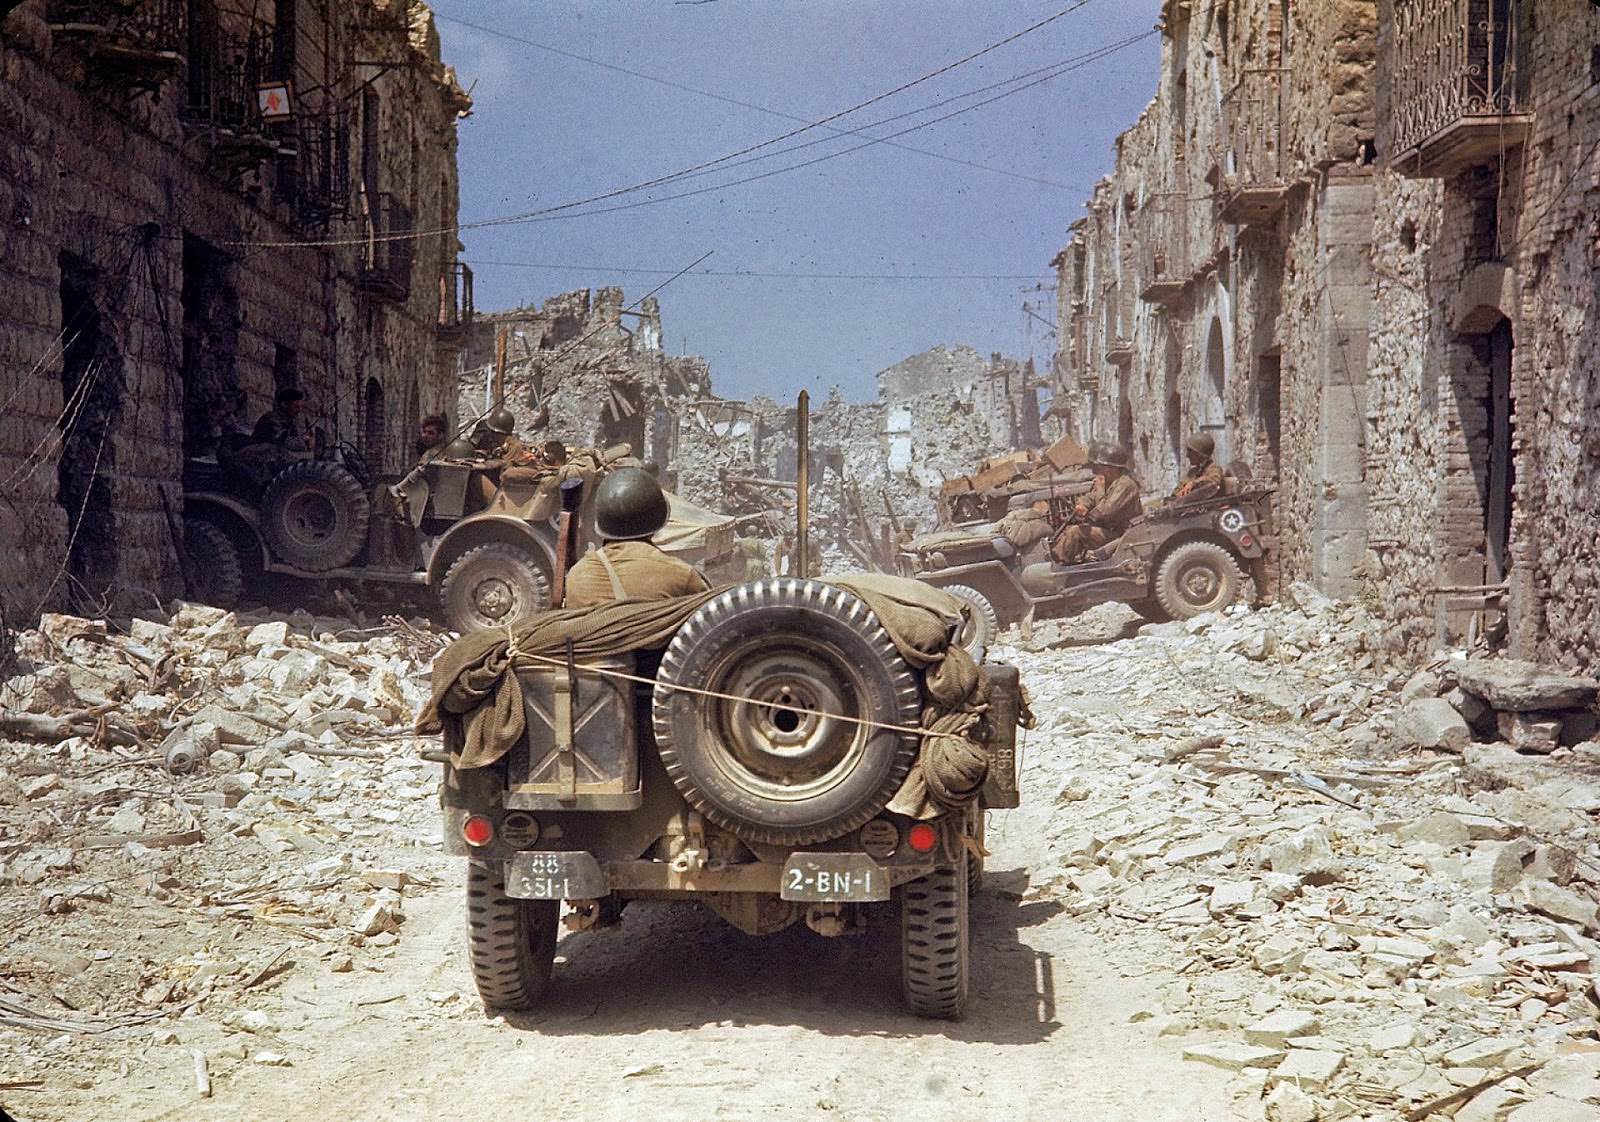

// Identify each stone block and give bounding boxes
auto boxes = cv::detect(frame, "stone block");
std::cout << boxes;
[1397,811,1470,849]
[1400,669,1442,702]
[1268,1049,1345,1090]
[1505,1098,1595,1122]
[1181,1042,1285,1071]
[1263,1082,1319,1122]
[1455,659,1599,712]
[1443,1037,1521,1067]
[1245,1010,1319,1047]
[1518,880,1600,932]
[1395,697,1471,751]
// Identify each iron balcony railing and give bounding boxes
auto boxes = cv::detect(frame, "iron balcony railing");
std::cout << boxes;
[1387,0,1529,169]
[438,261,475,337]
[292,111,351,228]
[182,26,275,141]
[358,190,415,301]
[46,0,185,87]
[1216,67,1289,226]
[1139,194,1187,303]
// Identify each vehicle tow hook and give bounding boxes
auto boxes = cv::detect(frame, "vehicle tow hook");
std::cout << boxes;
[669,847,707,874]
[805,904,855,937]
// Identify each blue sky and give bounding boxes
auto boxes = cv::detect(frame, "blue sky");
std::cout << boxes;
[430,0,1161,400]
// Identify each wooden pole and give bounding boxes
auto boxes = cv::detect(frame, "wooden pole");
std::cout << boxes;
[795,389,810,578]
[492,324,508,402]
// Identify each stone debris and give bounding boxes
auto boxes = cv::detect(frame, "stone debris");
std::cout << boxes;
[0,600,444,1096]
[1005,592,1600,1122]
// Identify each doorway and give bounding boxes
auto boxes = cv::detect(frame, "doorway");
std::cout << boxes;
[1201,318,1229,464]
[1483,320,1514,583]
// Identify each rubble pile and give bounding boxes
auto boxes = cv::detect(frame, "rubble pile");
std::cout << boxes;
[0,602,445,1102]
[1006,590,1600,1122]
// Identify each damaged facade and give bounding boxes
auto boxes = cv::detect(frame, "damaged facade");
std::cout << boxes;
[1052,0,1600,671]
[0,0,471,617]
[463,291,1044,564]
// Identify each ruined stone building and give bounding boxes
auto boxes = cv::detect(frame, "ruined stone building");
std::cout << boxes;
[1051,0,1600,671]
[0,0,470,617]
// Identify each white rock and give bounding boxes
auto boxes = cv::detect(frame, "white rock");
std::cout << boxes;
[1395,697,1471,751]
[1367,1020,1419,1053]
[1208,881,1256,914]
[1182,1042,1285,1071]
[1244,1010,1319,1047]
[1442,1037,1520,1068]
[1505,1099,1595,1122]
[1263,1081,1319,1122]
[1398,811,1471,849]
[244,621,289,649]
[1518,880,1600,932]
[1268,1049,1344,1090]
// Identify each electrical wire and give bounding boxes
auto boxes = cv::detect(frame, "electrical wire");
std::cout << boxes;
[464,259,1050,281]
[236,0,1110,249]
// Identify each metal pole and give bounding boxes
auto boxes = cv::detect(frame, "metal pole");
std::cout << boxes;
[795,389,810,578]
[492,325,507,404]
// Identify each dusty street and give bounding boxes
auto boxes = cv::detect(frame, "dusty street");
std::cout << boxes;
[5,590,1599,1121]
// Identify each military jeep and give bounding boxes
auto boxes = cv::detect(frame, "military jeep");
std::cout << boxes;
[904,485,1276,650]
[435,578,1021,1020]
[181,449,735,633]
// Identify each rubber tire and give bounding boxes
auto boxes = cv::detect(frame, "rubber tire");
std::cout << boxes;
[652,578,921,847]
[260,460,370,571]
[902,862,970,1020]
[182,518,244,608]
[466,860,559,1012]
[943,584,998,657]
[1154,541,1245,620]
[966,806,986,897]
[439,543,551,634]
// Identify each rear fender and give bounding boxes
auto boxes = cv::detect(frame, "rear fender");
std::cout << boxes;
[427,515,558,586]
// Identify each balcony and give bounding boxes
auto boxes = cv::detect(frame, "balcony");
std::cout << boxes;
[1216,68,1289,228]
[437,261,474,340]
[47,0,184,92]
[1103,338,1134,367]
[1385,0,1532,178]
[182,28,286,171]
[1138,196,1187,304]
[358,191,415,301]
[290,111,350,229]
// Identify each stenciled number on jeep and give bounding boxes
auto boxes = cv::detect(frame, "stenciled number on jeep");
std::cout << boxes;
[787,867,874,895]
[1218,507,1247,534]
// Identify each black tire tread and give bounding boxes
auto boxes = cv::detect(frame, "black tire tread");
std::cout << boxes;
[901,863,970,1020]
[466,860,558,1011]
[439,542,551,633]
[260,460,370,571]
[182,518,244,608]
[1153,540,1245,620]
[652,578,921,847]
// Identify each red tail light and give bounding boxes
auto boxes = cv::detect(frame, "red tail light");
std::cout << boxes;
[907,823,938,853]
[462,815,494,847]
[1240,533,1254,548]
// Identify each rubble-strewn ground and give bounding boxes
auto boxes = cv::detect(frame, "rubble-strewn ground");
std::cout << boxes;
[2,592,1597,1121]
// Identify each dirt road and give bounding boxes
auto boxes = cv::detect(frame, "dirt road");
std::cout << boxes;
[69,748,1236,1122]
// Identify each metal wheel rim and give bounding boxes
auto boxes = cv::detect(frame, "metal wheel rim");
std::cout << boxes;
[1177,560,1222,606]
[706,639,871,802]
[471,574,519,622]
[284,492,338,545]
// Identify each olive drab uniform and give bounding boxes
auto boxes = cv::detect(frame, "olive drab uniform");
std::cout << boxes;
[564,540,710,609]
[1050,474,1142,564]
[1172,459,1225,502]
[993,506,1053,554]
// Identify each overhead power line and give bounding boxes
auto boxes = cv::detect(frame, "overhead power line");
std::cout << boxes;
[465,259,1051,281]
[436,11,1082,191]
[237,0,1106,249]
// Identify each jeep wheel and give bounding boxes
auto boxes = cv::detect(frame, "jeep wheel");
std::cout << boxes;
[182,519,244,608]
[902,863,969,1020]
[260,460,370,571]
[466,860,558,1011]
[439,543,551,633]
[943,584,997,657]
[1154,541,1244,619]
[653,579,921,847]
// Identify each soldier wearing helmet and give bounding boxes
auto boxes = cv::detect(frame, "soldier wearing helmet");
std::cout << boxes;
[564,467,711,608]
[1172,431,1225,503]
[1050,441,1143,565]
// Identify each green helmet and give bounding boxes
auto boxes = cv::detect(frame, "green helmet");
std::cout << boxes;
[1088,441,1131,469]
[1186,432,1215,458]
[484,408,517,436]
[442,436,477,460]
[594,467,670,541]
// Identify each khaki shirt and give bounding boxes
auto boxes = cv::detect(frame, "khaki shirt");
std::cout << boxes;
[1173,460,1225,501]
[565,540,710,609]
[1084,474,1142,537]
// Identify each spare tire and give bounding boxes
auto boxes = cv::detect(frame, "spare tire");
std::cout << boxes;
[652,579,922,846]
[941,584,997,659]
[261,461,370,571]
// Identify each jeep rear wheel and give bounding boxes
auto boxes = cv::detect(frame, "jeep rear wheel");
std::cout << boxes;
[943,584,997,657]
[182,518,244,608]
[466,860,558,1011]
[439,543,551,633]
[901,863,969,1020]
[652,579,921,847]
[260,460,370,571]
[1154,541,1244,619]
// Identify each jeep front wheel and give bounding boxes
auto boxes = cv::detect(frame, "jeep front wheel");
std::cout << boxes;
[466,860,559,1011]
[1154,541,1244,619]
[901,862,969,1020]
[439,543,551,633]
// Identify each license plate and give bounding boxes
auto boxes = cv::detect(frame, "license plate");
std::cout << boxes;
[780,854,889,902]
[505,851,608,900]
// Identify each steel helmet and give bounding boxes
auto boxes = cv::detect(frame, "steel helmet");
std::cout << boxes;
[594,466,671,541]
[441,436,477,460]
[1185,432,1215,458]
[1088,441,1131,469]
[483,408,517,435]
